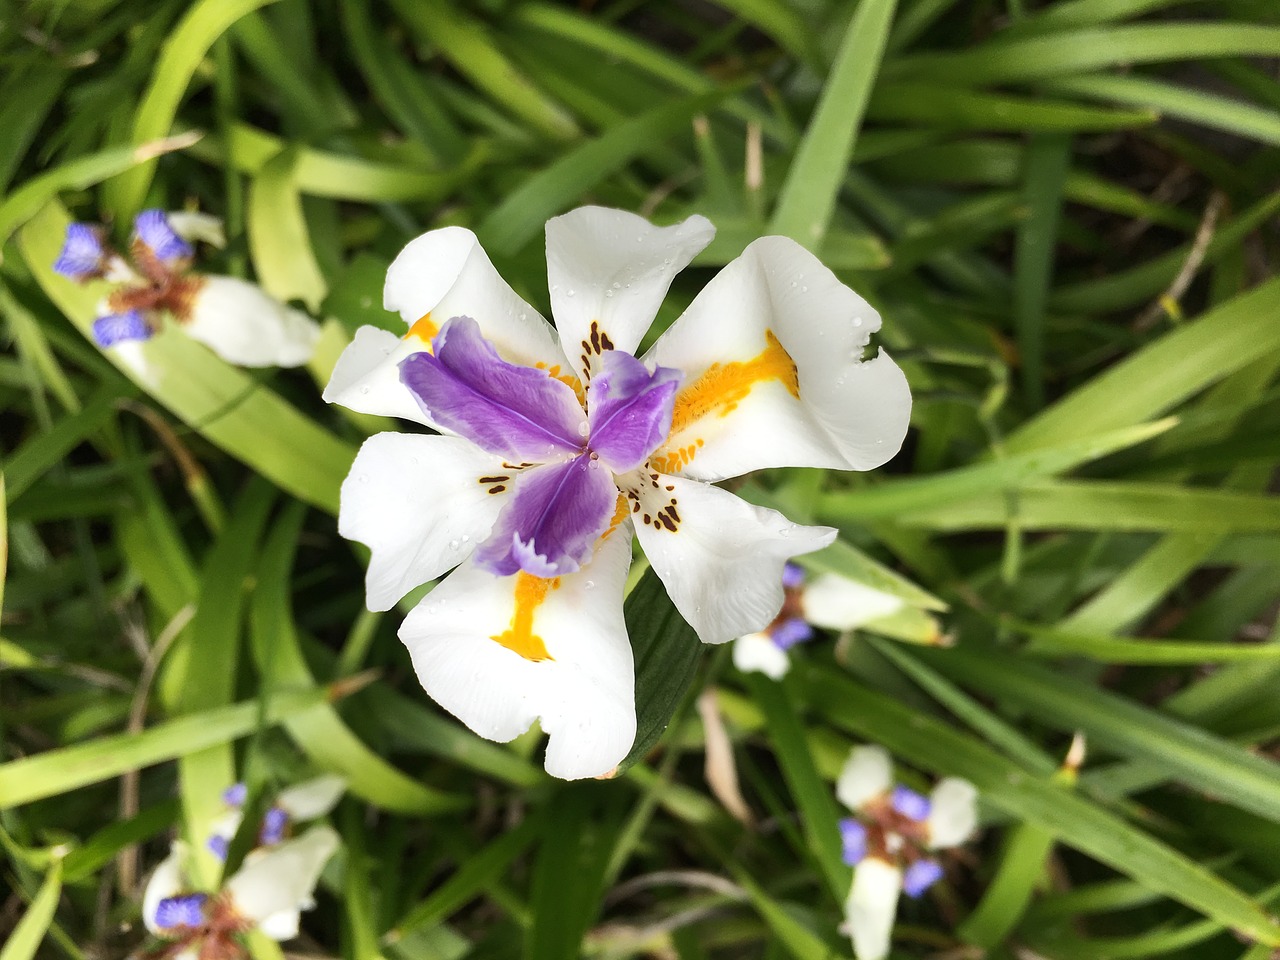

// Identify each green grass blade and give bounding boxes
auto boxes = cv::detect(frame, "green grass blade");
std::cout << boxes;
[0,857,63,960]
[769,0,897,249]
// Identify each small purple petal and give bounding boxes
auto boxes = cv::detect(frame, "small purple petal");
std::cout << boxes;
[135,209,193,262]
[154,893,207,930]
[474,455,617,577]
[260,806,289,845]
[585,350,681,473]
[400,317,586,462]
[902,859,944,898]
[206,835,230,860]
[781,562,806,590]
[891,785,932,822]
[92,310,152,347]
[770,617,813,650]
[839,818,868,866]
[222,783,248,807]
[53,223,106,279]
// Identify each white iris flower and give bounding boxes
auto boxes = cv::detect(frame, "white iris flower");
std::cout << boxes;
[836,745,978,960]
[324,206,912,780]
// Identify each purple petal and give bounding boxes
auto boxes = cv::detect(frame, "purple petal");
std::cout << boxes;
[891,785,931,822]
[586,350,681,473]
[53,223,106,279]
[222,782,248,807]
[206,834,230,860]
[92,310,152,347]
[260,806,288,844]
[781,562,806,590]
[902,859,944,898]
[839,818,868,866]
[770,617,813,650]
[474,455,617,577]
[135,209,193,262]
[154,893,207,930]
[400,316,586,462]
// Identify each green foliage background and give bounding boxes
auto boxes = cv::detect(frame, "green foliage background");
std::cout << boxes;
[3,0,1280,957]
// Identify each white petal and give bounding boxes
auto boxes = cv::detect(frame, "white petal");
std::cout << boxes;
[624,473,835,645]
[384,225,563,370]
[398,523,636,780]
[845,858,903,960]
[142,842,186,934]
[226,825,339,938]
[545,207,714,380]
[927,777,978,849]
[167,211,226,249]
[183,276,320,368]
[339,433,512,611]
[644,236,911,482]
[802,575,905,631]
[276,774,346,821]
[322,325,432,424]
[837,745,894,811]
[732,632,790,680]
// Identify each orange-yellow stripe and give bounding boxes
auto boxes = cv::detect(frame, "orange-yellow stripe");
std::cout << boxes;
[491,573,558,662]
[405,312,438,344]
[668,329,799,435]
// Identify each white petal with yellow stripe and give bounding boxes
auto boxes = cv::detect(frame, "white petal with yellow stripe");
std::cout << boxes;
[398,519,636,780]
[643,236,911,482]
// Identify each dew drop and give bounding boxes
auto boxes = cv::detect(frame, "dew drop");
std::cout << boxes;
[801,286,808,293]
[359,296,372,309]
[577,420,590,437]
[852,317,863,327]
[604,289,614,298]
[567,288,576,297]
[357,475,369,484]
[460,534,470,543]
[584,580,595,590]
[449,539,460,550]
[790,280,797,288]
[360,385,371,395]
[612,282,621,290]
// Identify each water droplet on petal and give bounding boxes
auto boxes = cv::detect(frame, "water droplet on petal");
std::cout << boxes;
[360,386,370,395]
[460,534,470,543]
[357,475,369,484]
[801,285,808,293]
[584,580,595,590]
[567,288,576,297]
[612,282,621,290]
[577,420,590,437]
[604,289,614,298]
[852,317,863,327]
[448,539,460,550]
[790,281,797,288]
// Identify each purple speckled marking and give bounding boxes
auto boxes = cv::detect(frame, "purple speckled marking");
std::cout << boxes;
[92,310,151,347]
[781,562,806,591]
[222,783,248,807]
[135,210,193,262]
[53,223,105,279]
[260,806,289,845]
[839,818,867,866]
[890,785,931,823]
[154,893,207,930]
[770,617,813,650]
[902,859,944,898]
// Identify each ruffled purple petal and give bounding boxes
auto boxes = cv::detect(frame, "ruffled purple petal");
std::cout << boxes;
[781,561,806,590]
[839,817,868,866]
[154,893,208,930]
[135,209,193,262]
[400,316,586,462]
[474,455,617,577]
[53,223,106,279]
[92,310,152,347]
[770,616,813,650]
[586,350,681,473]
[260,806,289,845]
[902,859,944,898]
[891,785,931,822]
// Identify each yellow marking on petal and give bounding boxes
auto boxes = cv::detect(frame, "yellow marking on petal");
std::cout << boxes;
[405,312,438,344]
[491,573,559,662]
[667,330,799,436]
[536,361,585,404]
[600,494,629,541]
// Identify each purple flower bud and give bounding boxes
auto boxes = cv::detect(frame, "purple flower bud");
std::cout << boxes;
[890,785,931,822]
[781,562,806,590]
[92,310,152,347]
[902,859,944,898]
[260,806,289,845]
[770,616,814,650]
[154,893,207,929]
[135,209,193,262]
[222,783,248,807]
[53,223,106,280]
[839,817,868,866]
